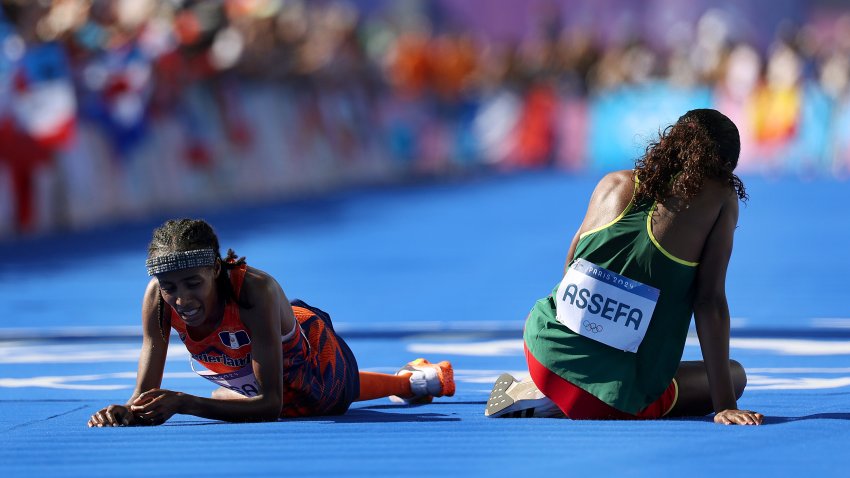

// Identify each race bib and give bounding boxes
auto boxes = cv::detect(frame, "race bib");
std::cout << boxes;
[191,360,261,397]
[555,258,660,353]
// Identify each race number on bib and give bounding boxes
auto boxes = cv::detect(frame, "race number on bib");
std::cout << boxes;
[555,258,660,353]
[191,360,261,397]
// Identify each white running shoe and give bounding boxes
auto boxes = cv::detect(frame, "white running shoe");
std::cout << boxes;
[485,373,563,418]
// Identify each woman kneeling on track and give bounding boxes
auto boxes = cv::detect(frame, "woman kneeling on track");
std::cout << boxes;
[89,219,454,427]
[486,109,762,425]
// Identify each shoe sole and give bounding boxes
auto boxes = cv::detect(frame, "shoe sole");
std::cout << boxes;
[485,373,520,417]
[485,373,551,418]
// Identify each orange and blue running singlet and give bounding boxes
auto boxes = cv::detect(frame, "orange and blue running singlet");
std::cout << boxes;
[168,264,360,417]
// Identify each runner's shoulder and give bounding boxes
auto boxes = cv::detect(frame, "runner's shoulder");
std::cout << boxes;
[240,266,284,304]
[142,278,160,305]
[597,170,634,191]
[699,177,740,207]
[591,170,636,203]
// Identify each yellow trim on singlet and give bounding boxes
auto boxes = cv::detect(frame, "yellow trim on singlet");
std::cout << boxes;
[646,202,699,267]
[662,379,680,417]
[579,176,640,240]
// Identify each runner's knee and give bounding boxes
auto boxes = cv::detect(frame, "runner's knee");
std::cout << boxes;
[730,359,747,398]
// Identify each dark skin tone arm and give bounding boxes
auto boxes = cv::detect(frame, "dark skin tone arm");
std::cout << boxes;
[89,267,293,426]
[88,281,168,427]
[691,192,761,425]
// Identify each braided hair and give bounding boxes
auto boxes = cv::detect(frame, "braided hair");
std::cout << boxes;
[147,219,250,343]
[634,108,747,206]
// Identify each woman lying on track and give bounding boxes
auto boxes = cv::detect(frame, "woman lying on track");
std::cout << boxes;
[486,109,763,425]
[89,218,454,426]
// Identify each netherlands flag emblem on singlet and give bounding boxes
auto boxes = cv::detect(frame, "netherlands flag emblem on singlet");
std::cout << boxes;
[219,330,251,350]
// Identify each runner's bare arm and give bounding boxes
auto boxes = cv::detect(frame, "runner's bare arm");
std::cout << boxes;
[88,280,168,427]
[692,194,762,425]
[131,275,287,423]
[132,280,170,399]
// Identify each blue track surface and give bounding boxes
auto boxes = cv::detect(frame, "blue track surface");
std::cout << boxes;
[1,171,849,477]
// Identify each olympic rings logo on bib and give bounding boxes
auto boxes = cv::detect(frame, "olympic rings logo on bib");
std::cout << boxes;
[555,258,660,353]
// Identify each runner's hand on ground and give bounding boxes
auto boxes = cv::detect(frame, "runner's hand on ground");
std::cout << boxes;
[87,404,135,427]
[714,409,763,425]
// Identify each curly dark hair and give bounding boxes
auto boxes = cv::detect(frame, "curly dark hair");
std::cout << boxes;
[634,109,747,205]
[147,218,250,342]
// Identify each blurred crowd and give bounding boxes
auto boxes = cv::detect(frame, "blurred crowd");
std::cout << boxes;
[1,0,848,236]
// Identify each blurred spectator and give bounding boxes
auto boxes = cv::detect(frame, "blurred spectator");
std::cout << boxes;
[0,0,849,237]
[0,1,76,233]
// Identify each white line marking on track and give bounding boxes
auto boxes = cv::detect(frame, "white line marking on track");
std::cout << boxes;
[0,372,196,390]
[410,338,850,356]
[454,370,529,384]
[748,367,850,373]
[747,375,850,390]
[726,338,850,355]
[407,340,523,356]
[0,344,189,364]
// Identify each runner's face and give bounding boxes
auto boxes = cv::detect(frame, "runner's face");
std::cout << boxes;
[156,265,220,328]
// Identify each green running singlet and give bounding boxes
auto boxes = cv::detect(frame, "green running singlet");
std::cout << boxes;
[524,177,699,414]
